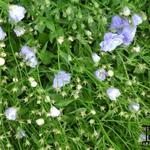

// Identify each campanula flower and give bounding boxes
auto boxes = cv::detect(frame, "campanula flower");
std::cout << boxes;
[52,71,71,89]
[5,107,17,120]
[132,14,143,26]
[121,25,137,45]
[100,32,123,52]
[106,87,121,100]
[0,26,6,40]
[20,46,38,68]
[110,16,129,32]
[95,68,107,81]
[9,5,26,23]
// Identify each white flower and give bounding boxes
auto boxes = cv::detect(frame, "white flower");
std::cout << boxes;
[132,46,141,52]
[36,118,45,126]
[57,36,64,44]
[14,26,25,37]
[128,102,140,112]
[48,106,61,117]
[0,26,6,40]
[30,80,37,87]
[9,5,26,23]
[95,68,107,81]
[0,57,5,66]
[20,46,38,68]
[53,71,71,89]
[107,70,114,77]
[5,107,17,120]
[92,53,101,63]
[122,7,130,16]
[106,87,121,100]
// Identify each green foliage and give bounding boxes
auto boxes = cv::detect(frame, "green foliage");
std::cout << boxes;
[0,0,150,149]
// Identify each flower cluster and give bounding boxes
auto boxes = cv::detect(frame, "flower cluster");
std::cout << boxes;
[100,8,143,52]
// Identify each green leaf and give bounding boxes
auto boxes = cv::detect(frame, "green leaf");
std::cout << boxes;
[56,99,74,107]
[39,51,52,65]
[46,21,55,32]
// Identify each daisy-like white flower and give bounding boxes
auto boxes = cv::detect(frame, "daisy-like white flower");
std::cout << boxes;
[106,87,121,101]
[14,26,25,37]
[0,26,6,40]
[128,102,140,112]
[9,5,26,23]
[100,32,123,52]
[47,106,61,118]
[36,118,45,126]
[20,46,38,68]
[5,107,17,120]
[92,53,101,63]
[95,68,107,81]
[53,71,71,89]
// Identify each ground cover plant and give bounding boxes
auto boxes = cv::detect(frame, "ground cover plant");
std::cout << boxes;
[0,0,150,149]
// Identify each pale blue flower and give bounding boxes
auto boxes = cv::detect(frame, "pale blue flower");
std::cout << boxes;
[20,46,38,68]
[5,107,17,120]
[0,26,6,40]
[106,87,121,100]
[100,32,123,52]
[53,71,71,89]
[110,15,129,32]
[9,5,26,23]
[132,14,143,26]
[121,25,137,45]
[95,68,107,81]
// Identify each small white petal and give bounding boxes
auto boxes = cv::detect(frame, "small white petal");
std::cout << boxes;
[30,81,37,87]
[5,107,17,120]
[107,87,121,100]
[14,26,25,37]
[57,36,64,44]
[48,106,61,117]
[0,57,5,66]
[92,53,101,63]
[107,70,114,77]
[122,7,131,16]
[36,118,44,126]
